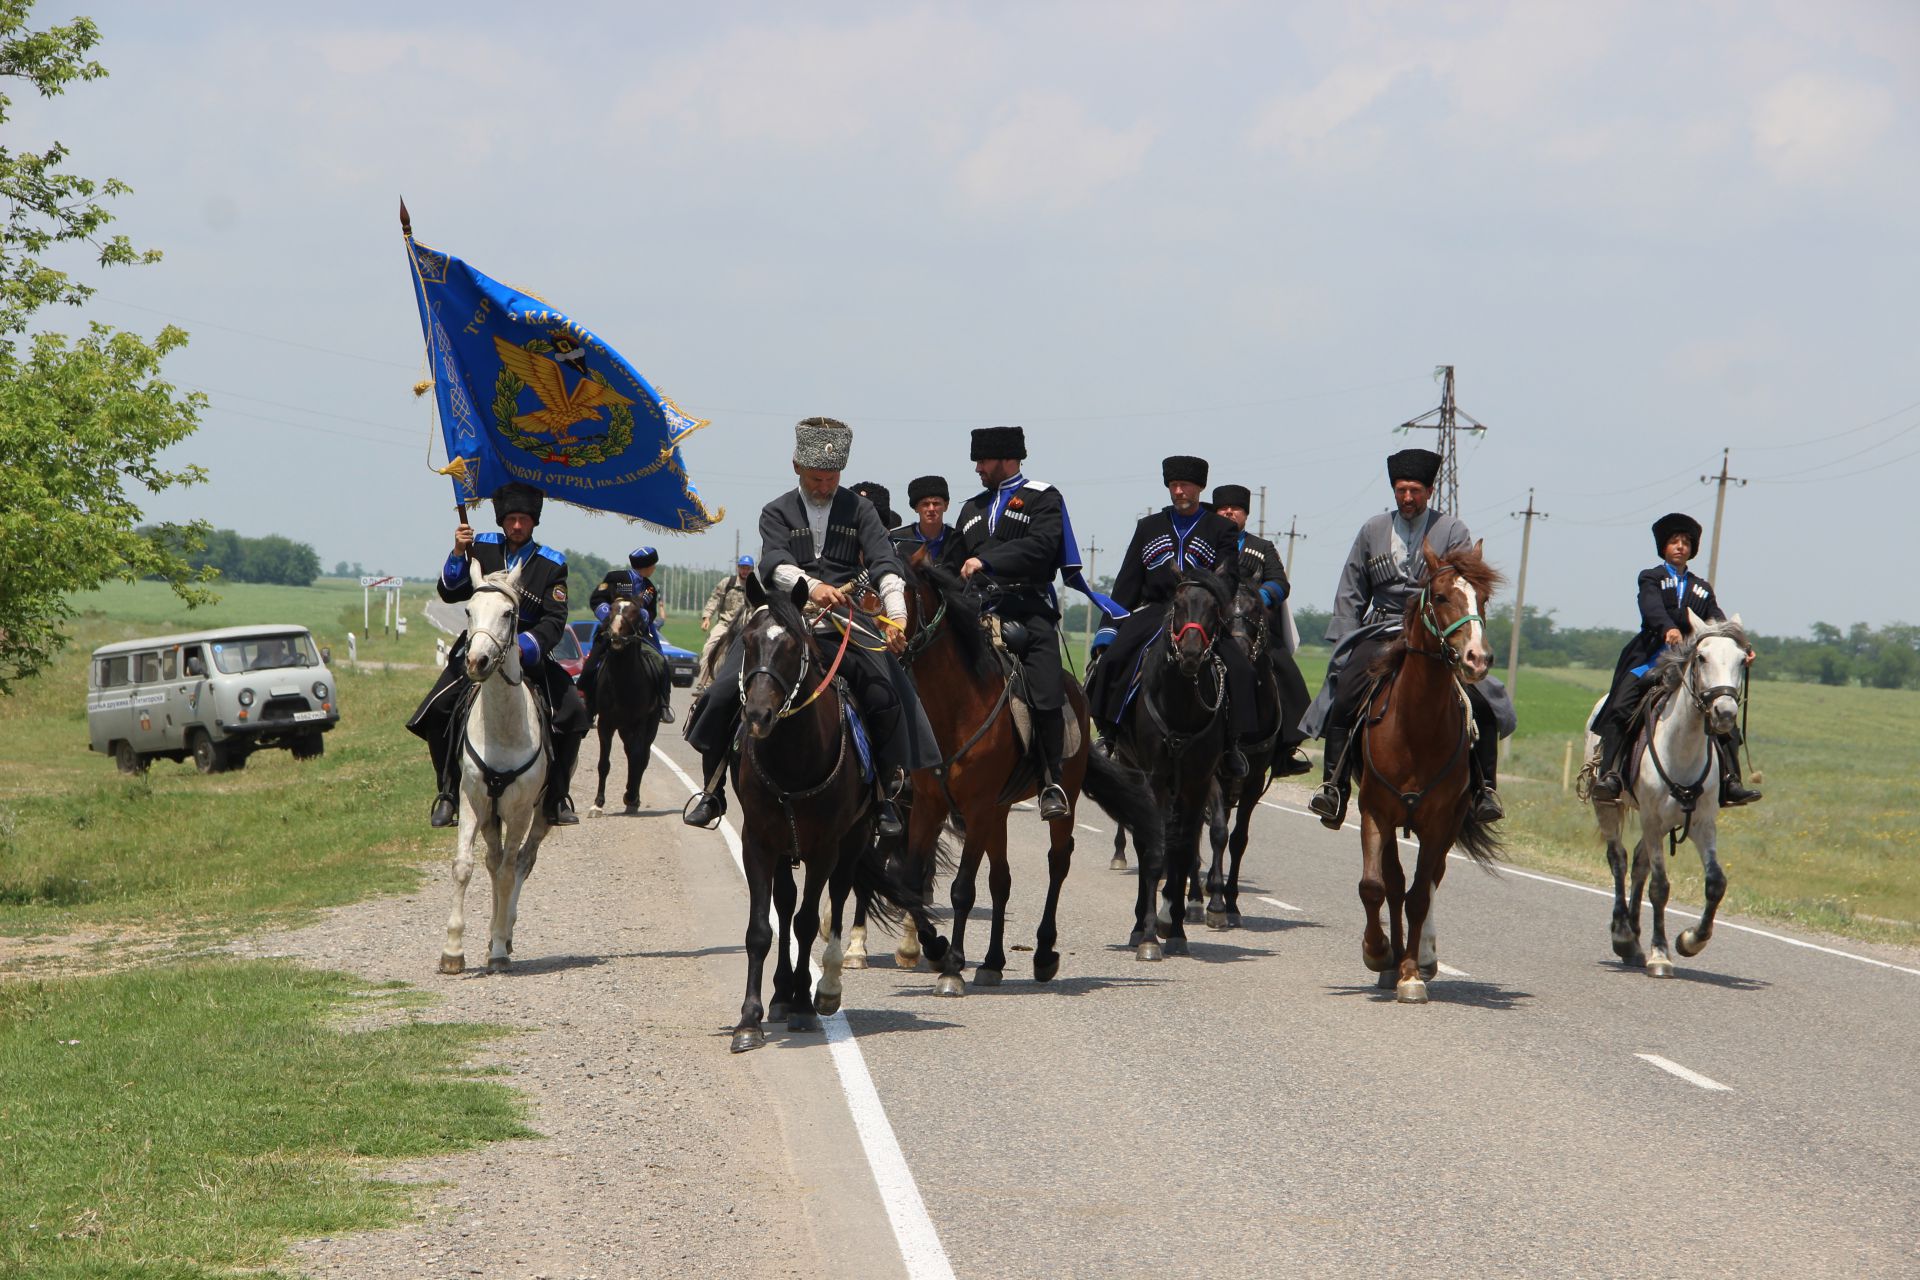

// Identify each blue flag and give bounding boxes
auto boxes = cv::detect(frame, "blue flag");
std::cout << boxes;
[404,230,721,532]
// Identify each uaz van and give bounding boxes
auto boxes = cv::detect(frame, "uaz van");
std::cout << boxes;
[87,625,340,773]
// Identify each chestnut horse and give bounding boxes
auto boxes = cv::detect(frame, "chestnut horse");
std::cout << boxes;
[726,576,945,1052]
[873,557,1164,995]
[1354,542,1503,1004]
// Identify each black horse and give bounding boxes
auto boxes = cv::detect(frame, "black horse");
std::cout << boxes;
[588,597,662,815]
[1102,572,1232,959]
[1198,579,1281,928]
[728,576,946,1053]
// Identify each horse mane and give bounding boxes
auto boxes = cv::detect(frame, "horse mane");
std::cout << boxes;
[758,579,823,661]
[917,559,999,680]
[1179,566,1232,612]
[1635,616,1750,720]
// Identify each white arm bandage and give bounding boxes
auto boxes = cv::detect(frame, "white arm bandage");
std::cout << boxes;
[878,574,907,628]
[769,564,811,594]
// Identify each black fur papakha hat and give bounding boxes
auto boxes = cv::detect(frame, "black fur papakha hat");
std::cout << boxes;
[1162,455,1209,487]
[852,482,898,527]
[1211,484,1252,510]
[908,475,949,505]
[491,482,544,524]
[970,425,1027,460]
[794,417,852,470]
[1386,448,1442,486]
[1652,512,1703,560]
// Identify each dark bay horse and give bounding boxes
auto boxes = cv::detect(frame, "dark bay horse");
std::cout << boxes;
[729,577,945,1053]
[588,597,662,816]
[1105,573,1232,960]
[1354,542,1503,1004]
[878,557,1164,994]
[1197,579,1282,928]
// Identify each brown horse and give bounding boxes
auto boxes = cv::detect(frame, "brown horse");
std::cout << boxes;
[587,597,661,815]
[1354,542,1503,1004]
[878,557,1165,994]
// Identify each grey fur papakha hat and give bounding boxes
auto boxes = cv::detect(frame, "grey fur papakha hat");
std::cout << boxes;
[794,416,852,470]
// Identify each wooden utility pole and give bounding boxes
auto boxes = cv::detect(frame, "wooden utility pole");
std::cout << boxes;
[1256,485,1268,540]
[1699,448,1747,586]
[1280,515,1306,580]
[1399,365,1488,515]
[1504,490,1548,695]
[1082,537,1101,666]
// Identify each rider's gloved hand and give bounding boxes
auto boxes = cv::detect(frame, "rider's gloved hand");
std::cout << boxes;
[594,602,611,623]
[516,634,540,666]
[1090,627,1116,653]
[636,608,651,628]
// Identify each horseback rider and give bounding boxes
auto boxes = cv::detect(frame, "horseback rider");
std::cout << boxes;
[1591,512,1761,806]
[1210,484,1315,779]
[1302,449,1512,828]
[681,417,941,837]
[851,482,900,529]
[694,556,754,694]
[407,482,590,828]
[580,548,674,725]
[1084,455,1266,778]
[892,475,953,563]
[950,426,1088,822]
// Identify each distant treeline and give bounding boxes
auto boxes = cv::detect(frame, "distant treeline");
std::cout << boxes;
[141,527,320,587]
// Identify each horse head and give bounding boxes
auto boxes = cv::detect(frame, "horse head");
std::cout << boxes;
[1681,610,1747,735]
[1226,581,1269,663]
[1167,571,1229,678]
[738,574,819,740]
[464,568,525,686]
[605,595,641,650]
[1417,540,1500,682]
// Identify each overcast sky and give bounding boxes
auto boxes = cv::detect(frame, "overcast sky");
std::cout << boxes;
[22,1,1919,634]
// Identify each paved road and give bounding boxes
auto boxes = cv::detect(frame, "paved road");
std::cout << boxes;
[638,732,1920,1279]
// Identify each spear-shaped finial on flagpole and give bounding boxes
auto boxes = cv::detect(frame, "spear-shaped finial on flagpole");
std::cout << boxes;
[401,197,468,530]
[399,196,412,239]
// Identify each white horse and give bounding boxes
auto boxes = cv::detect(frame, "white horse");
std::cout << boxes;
[1585,612,1748,978]
[440,568,550,975]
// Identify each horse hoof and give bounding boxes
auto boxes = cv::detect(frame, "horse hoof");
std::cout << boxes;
[788,1011,822,1033]
[894,949,922,971]
[842,953,868,971]
[814,990,841,1016]
[1185,903,1204,924]
[1612,938,1641,961]
[1205,910,1229,930]
[623,803,638,815]
[1675,929,1707,958]
[924,937,950,964]
[974,968,1002,987]
[1646,955,1674,978]
[587,805,603,819]
[1396,978,1430,1004]
[1034,953,1060,983]
[1109,856,1128,871]
[768,1000,789,1022]
[935,974,966,998]
[1163,936,1189,957]
[486,956,510,974]
[438,954,464,975]
[731,1027,765,1054]
[1363,949,1394,974]
[1418,962,1438,981]
[1136,941,1164,962]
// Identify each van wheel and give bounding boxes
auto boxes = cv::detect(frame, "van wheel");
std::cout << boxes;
[114,741,149,775]
[291,733,325,761]
[190,730,227,775]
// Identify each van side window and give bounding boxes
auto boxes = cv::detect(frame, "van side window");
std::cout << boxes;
[99,655,130,688]
[134,652,163,684]
[184,648,206,677]
[162,650,178,681]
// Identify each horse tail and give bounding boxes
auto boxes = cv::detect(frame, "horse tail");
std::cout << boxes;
[1455,804,1503,867]
[845,839,922,933]
[1082,747,1165,867]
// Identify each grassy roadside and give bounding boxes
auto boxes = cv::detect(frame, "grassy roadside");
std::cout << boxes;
[0,960,531,1279]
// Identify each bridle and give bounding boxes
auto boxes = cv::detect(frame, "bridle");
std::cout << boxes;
[1228,592,1269,660]
[1166,584,1222,667]
[738,603,853,722]
[606,597,639,651]
[467,582,524,686]
[1409,579,1482,672]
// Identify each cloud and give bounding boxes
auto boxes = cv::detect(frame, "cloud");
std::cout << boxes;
[1751,71,1896,182]
[955,93,1156,214]
[1246,60,1411,158]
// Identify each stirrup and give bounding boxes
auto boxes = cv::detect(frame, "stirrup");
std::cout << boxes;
[1720,781,1762,808]
[1038,783,1069,821]
[429,793,457,829]
[1592,770,1624,801]
[1472,786,1505,823]
[1223,748,1249,779]
[874,801,905,841]
[1307,782,1347,829]
[548,794,579,826]
[682,790,725,829]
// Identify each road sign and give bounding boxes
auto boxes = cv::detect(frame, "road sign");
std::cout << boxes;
[359,575,398,588]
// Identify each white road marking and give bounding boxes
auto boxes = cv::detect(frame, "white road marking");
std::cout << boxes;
[1258,796,1920,978]
[1076,823,1103,834]
[1258,896,1303,912]
[1437,963,1471,978]
[651,746,955,1280]
[1636,1053,1733,1092]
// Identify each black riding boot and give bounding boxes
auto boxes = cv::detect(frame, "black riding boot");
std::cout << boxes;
[1592,719,1627,801]
[428,728,457,828]
[1272,737,1314,778]
[1716,732,1762,807]
[1308,727,1352,829]
[683,743,729,828]
[1470,733,1504,823]
[657,665,675,724]
[873,769,906,842]
[545,731,582,826]
[1035,705,1069,821]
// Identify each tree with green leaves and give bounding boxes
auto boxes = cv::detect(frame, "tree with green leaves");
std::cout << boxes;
[0,3,211,692]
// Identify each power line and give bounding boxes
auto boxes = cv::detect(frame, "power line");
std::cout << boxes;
[94,296,419,369]
[1737,395,1920,452]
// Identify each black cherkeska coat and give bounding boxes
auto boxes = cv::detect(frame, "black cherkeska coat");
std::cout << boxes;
[1598,564,1729,725]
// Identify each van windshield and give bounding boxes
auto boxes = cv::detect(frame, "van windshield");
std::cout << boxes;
[210,634,320,674]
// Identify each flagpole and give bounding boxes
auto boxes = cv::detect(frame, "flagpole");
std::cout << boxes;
[402,197,473,540]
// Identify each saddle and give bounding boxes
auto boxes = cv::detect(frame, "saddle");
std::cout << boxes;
[983,614,1083,761]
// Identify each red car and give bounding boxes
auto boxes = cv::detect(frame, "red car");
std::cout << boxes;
[551,625,585,683]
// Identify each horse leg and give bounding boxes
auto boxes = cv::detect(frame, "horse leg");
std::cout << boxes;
[1677,819,1726,958]
[620,723,641,813]
[477,810,517,973]
[975,825,1012,987]
[1033,818,1074,982]
[1129,803,1167,962]
[1223,799,1254,929]
[1644,828,1675,978]
[768,861,799,1022]
[1357,810,1393,978]
[490,799,541,972]
[786,855,832,1033]
[1380,827,1409,987]
[441,806,480,974]
[1601,804,1644,966]
[733,845,775,1052]
[938,830,985,996]
[590,722,612,815]
[844,891,870,970]
[1159,807,1196,957]
[1205,785,1231,929]
[1394,840,1438,1004]
[894,793,943,970]
[1110,824,1129,871]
